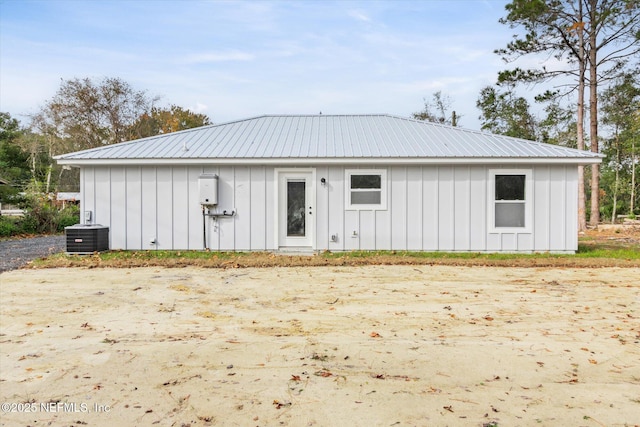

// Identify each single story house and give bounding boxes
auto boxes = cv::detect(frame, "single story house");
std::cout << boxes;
[55,114,602,253]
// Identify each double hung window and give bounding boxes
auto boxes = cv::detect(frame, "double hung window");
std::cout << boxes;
[345,169,387,210]
[489,169,531,231]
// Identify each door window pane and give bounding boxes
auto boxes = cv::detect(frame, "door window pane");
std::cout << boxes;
[287,181,305,236]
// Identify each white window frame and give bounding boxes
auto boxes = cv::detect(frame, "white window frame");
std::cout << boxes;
[488,169,532,233]
[345,169,387,210]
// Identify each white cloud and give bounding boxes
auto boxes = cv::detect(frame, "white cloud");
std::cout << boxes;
[348,9,371,22]
[181,51,256,64]
[191,102,208,113]
[395,77,475,94]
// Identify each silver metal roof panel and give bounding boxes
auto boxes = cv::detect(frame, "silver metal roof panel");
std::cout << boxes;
[55,114,603,164]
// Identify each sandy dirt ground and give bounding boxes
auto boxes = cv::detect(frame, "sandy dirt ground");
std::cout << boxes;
[1,266,639,427]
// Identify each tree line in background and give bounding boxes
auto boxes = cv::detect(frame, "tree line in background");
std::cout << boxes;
[414,0,639,228]
[0,77,210,235]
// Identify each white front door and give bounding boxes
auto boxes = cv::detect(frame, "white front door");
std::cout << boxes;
[277,170,315,248]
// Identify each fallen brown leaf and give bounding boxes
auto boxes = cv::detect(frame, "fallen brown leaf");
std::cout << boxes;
[273,400,291,409]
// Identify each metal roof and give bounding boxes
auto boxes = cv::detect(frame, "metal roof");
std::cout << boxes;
[55,114,603,165]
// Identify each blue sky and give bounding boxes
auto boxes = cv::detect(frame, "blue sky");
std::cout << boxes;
[1,0,522,130]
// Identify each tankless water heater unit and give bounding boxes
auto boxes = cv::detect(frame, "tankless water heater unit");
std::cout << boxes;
[198,174,219,206]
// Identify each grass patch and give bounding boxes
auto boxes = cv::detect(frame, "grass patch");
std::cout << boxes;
[31,249,256,268]
[321,241,640,260]
[96,249,246,261]
[574,244,640,258]
[27,236,640,270]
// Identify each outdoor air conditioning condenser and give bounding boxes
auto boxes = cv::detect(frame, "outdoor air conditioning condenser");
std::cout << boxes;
[65,224,109,254]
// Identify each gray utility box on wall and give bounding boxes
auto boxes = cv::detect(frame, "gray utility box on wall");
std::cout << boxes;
[198,174,219,206]
[66,224,109,254]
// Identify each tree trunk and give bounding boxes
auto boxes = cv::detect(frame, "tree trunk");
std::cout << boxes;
[576,1,587,231]
[632,137,637,215]
[30,154,37,184]
[611,169,618,223]
[57,168,66,193]
[45,164,52,194]
[588,0,600,226]
[611,135,620,223]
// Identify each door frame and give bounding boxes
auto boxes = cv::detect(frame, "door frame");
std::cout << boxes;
[274,168,316,249]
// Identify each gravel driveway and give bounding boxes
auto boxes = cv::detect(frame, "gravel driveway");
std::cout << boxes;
[0,235,66,273]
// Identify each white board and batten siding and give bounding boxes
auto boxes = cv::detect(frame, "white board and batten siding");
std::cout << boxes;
[80,163,578,253]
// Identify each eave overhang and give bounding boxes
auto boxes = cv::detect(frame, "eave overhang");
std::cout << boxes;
[56,156,603,167]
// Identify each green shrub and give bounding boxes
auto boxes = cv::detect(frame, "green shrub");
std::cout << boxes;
[24,195,57,233]
[18,214,38,234]
[1,193,81,236]
[56,204,80,231]
[0,216,20,236]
